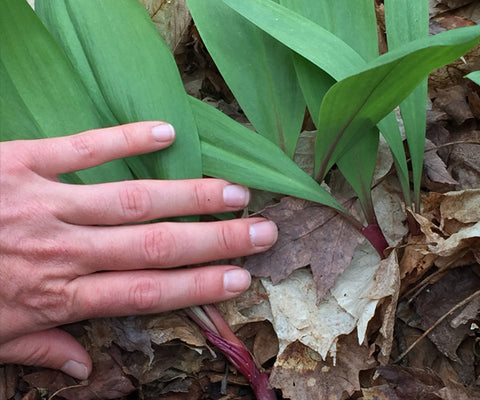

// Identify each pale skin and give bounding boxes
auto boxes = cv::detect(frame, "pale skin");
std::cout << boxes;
[0,121,278,380]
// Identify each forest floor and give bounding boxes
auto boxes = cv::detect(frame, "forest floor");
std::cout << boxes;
[1,1,480,399]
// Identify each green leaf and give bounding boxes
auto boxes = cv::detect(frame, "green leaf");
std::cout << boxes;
[385,0,429,209]
[223,0,364,81]
[0,0,132,184]
[278,0,378,125]
[223,0,407,206]
[466,70,480,85]
[37,0,202,180]
[336,129,379,224]
[279,0,381,215]
[315,26,480,180]
[189,97,346,214]
[187,0,305,157]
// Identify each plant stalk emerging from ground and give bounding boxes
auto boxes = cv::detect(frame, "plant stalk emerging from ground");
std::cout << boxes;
[185,305,277,400]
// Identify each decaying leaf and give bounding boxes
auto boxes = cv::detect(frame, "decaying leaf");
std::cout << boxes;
[401,189,480,284]
[423,138,459,192]
[261,241,399,361]
[371,365,480,400]
[412,265,480,361]
[139,0,191,52]
[447,131,480,190]
[245,197,364,300]
[23,356,135,400]
[269,333,376,400]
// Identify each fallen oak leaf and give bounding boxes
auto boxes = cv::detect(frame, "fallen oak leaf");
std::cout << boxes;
[245,197,364,301]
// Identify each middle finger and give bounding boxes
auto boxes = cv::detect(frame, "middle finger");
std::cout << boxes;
[54,179,250,225]
[75,218,278,274]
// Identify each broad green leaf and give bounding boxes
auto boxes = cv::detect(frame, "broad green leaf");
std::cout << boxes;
[189,97,347,214]
[278,0,378,125]
[224,0,480,201]
[0,0,132,184]
[279,0,381,217]
[37,0,202,181]
[315,26,480,180]
[385,0,429,209]
[223,0,408,205]
[187,0,305,157]
[223,0,364,81]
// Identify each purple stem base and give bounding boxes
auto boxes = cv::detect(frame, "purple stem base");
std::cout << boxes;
[362,224,389,259]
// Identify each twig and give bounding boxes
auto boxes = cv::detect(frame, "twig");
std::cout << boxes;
[394,289,480,363]
[47,383,88,400]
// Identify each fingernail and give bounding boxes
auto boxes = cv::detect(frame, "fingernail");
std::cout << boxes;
[152,124,175,142]
[249,221,278,247]
[61,360,89,381]
[224,269,251,293]
[223,184,250,208]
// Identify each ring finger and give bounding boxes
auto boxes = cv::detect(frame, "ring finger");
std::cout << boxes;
[75,218,278,274]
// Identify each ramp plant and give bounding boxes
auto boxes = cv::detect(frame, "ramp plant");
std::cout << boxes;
[188,0,480,253]
[1,0,480,397]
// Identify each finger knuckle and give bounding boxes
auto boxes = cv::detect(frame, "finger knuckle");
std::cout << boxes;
[119,124,137,155]
[21,282,72,325]
[118,183,152,221]
[142,227,177,266]
[190,270,210,300]
[128,278,161,312]
[192,181,211,210]
[69,133,97,160]
[217,223,239,253]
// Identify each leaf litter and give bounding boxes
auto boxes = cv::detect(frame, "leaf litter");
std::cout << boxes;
[5,1,480,399]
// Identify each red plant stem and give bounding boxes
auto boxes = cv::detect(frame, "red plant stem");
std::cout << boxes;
[203,330,277,400]
[185,305,277,400]
[362,224,389,259]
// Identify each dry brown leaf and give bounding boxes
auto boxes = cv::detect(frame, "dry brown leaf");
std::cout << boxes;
[401,190,480,281]
[432,85,474,125]
[375,365,480,400]
[269,333,376,400]
[376,365,446,400]
[23,356,135,400]
[139,0,191,52]
[424,139,459,192]
[0,365,19,400]
[412,265,480,361]
[447,131,480,191]
[245,197,364,300]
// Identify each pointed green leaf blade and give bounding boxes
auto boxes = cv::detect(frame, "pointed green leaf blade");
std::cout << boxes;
[37,0,202,180]
[223,0,364,81]
[187,0,305,157]
[385,0,429,209]
[189,97,346,213]
[315,26,480,180]
[0,0,132,184]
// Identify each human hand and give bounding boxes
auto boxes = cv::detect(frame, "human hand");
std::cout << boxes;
[0,121,277,380]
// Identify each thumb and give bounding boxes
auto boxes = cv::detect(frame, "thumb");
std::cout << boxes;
[0,329,92,380]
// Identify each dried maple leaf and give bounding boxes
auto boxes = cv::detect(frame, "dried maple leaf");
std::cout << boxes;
[245,197,364,300]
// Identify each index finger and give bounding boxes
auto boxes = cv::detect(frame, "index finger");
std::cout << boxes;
[23,121,175,177]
